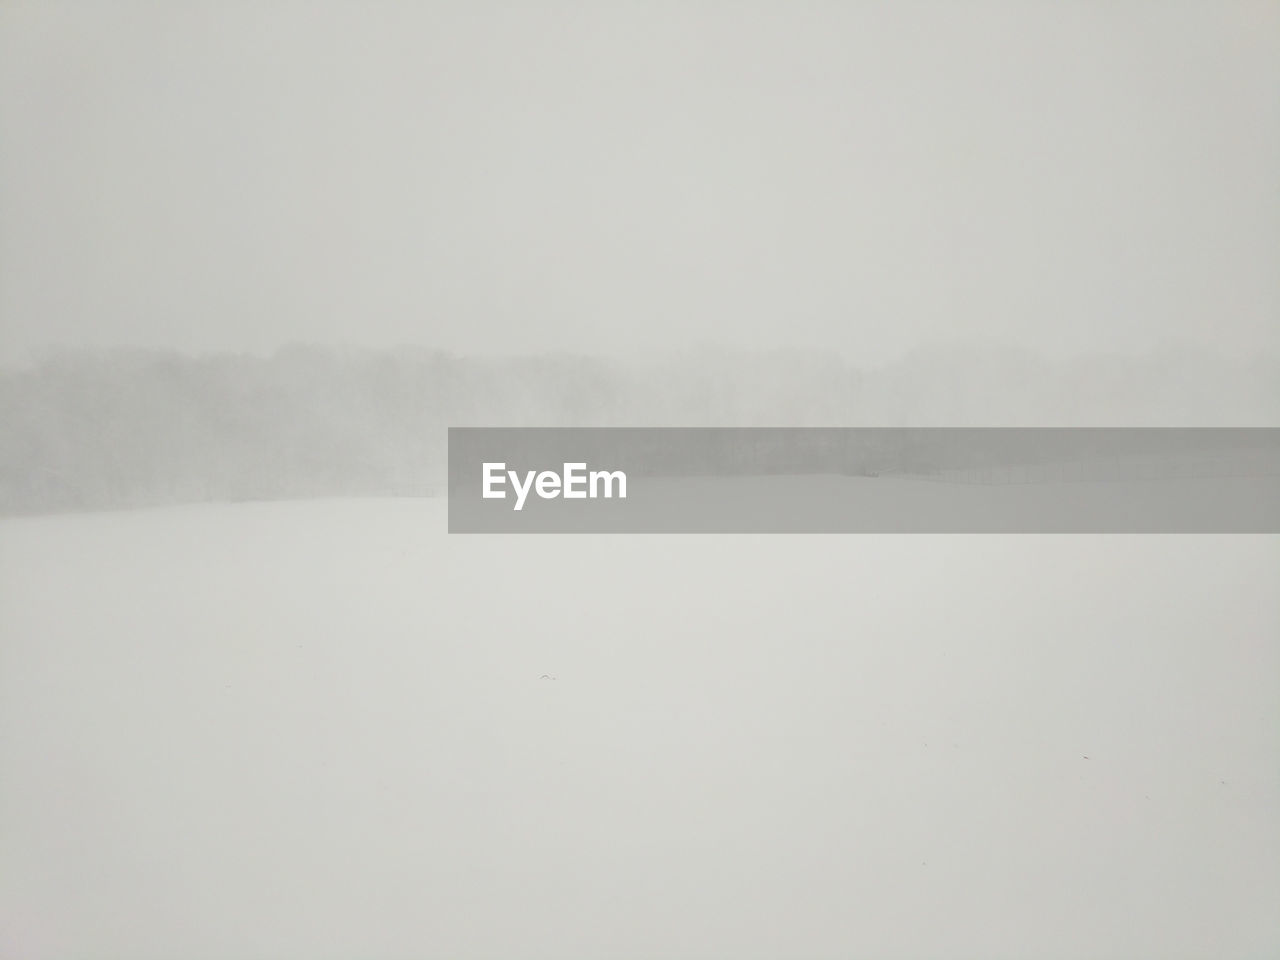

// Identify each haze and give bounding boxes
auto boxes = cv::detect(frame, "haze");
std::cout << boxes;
[2,1,1277,364]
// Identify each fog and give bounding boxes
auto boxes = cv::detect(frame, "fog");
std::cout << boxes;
[3,343,1277,515]
[2,2,1277,956]
[2,2,1277,364]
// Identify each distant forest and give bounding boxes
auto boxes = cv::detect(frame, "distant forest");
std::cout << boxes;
[2,343,1276,514]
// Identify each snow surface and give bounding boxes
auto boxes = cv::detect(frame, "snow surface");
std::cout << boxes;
[1,498,1277,959]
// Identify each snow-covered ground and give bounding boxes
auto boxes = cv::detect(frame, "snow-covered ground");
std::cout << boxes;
[1,499,1277,959]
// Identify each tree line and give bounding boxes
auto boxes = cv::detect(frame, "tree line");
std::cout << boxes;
[1,342,1274,514]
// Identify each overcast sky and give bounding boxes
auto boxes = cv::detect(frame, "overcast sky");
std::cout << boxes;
[1,1,1276,365]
